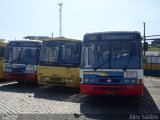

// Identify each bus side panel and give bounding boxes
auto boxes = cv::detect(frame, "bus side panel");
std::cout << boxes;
[38,66,80,87]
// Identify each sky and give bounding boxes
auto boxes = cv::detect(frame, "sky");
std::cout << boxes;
[0,0,160,41]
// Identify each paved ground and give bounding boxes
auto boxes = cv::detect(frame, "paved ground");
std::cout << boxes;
[0,77,159,120]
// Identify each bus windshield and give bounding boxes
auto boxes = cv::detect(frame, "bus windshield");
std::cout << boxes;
[81,40,141,69]
[39,41,81,67]
[5,46,38,65]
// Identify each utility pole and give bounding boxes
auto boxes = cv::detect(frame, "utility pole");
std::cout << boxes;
[51,32,53,38]
[59,3,63,37]
[143,22,146,56]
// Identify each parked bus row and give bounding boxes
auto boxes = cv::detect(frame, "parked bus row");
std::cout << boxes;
[1,31,149,97]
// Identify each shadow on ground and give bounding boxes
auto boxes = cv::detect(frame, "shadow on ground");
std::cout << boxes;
[34,85,84,102]
[0,81,159,120]
[0,81,83,102]
[30,84,160,120]
[79,87,160,120]
[0,81,37,93]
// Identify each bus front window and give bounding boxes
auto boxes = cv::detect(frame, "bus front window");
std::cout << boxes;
[5,47,38,65]
[39,41,60,64]
[81,42,110,69]
[110,41,140,69]
[5,47,21,63]
[60,42,80,66]
[39,41,81,67]
[21,48,38,64]
[81,40,140,69]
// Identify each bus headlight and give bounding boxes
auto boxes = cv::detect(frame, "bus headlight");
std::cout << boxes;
[44,77,50,81]
[125,79,136,83]
[84,78,89,82]
[68,80,72,83]
[64,79,68,82]
[125,79,129,83]
[26,65,34,71]
[26,70,35,74]
[90,79,94,82]
[130,79,136,83]
[64,79,73,83]
[5,68,12,72]
[84,78,94,83]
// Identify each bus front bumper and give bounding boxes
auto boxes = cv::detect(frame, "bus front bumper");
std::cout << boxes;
[80,84,144,96]
[4,72,37,82]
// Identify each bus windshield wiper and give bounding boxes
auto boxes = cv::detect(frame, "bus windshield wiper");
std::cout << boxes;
[123,53,132,71]
[10,58,19,64]
[10,49,23,64]
[93,59,109,70]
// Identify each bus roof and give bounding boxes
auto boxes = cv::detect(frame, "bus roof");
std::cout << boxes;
[42,37,82,42]
[84,31,141,35]
[24,36,50,40]
[9,40,42,42]
[8,40,42,47]
[84,31,142,42]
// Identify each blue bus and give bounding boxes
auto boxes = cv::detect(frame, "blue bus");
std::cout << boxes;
[4,40,41,83]
[80,31,144,96]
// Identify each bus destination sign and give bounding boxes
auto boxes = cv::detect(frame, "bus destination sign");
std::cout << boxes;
[9,41,41,47]
[84,32,141,41]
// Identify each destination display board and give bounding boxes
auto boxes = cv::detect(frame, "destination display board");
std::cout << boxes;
[9,41,41,47]
[84,32,142,42]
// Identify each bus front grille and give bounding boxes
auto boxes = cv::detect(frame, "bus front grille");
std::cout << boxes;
[47,81,66,85]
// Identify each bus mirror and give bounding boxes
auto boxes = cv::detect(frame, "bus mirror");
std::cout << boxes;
[143,42,148,51]
[143,57,147,63]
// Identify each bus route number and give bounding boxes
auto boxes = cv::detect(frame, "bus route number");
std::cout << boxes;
[124,71,137,78]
